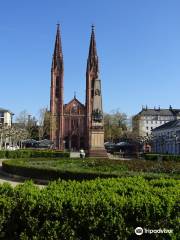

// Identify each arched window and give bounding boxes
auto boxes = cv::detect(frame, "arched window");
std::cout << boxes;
[55,76,60,97]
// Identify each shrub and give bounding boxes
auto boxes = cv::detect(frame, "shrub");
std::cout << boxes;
[0,149,70,159]
[0,177,179,239]
[0,150,6,158]
[2,158,180,181]
[144,153,180,161]
[2,159,121,181]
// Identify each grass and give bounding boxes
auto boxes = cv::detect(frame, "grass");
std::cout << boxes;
[10,158,128,174]
[3,158,180,178]
[25,158,180,172]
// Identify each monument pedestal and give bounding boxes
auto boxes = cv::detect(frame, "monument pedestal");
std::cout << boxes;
[88,130,108,158]
[88,148,108,158]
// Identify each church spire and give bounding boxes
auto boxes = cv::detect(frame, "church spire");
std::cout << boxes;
[50,24,64,150]
[88,25,97,58]
[52,24,63,69]
[87,25,99,75]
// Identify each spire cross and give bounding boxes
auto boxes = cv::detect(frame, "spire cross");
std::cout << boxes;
[56,22,60,31]
[74,91,76,98]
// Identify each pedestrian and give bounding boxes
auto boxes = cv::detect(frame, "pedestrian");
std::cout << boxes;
[80,149,85,159]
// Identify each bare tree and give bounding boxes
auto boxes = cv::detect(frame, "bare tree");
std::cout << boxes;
[38,107,50,140]
[0,125,29,149]
[15,110,29,127]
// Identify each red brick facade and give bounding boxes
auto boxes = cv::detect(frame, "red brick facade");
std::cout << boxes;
[50,25,107,156]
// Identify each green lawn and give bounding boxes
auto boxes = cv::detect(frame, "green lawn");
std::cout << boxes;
[3,158,180,180]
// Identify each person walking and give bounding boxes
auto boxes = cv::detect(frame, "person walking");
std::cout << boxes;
[80,149,85,159]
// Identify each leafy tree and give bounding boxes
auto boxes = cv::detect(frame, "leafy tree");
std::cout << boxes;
[27,125,39,140]
[104,109,128,142]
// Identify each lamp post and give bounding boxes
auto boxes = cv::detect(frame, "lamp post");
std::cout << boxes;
[173,134,178,155]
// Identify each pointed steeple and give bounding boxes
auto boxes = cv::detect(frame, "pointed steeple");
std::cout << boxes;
[50,24,64,150]
[52,24,63,69]
[87,25,99,74]
[88,25,97,58]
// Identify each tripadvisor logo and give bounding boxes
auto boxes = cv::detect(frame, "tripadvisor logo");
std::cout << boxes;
[135,227,143,235]
[135,227,173,235]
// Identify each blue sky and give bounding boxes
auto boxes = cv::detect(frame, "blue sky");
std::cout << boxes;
[1,0,180,120]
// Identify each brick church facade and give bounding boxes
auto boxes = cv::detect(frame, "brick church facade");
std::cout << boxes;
[50,25,107,157]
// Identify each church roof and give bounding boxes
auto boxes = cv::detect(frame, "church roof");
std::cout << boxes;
[64,97,85,108]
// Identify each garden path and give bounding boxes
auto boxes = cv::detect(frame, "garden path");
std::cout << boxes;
[0,159,44,188]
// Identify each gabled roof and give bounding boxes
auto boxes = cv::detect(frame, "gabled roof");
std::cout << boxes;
[64,97,85,108]
[152,120,180,132]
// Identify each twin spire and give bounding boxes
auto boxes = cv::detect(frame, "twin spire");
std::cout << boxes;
[52,24,63,70]
[54,24,63,58]
[52,24,98,72]
[88,25,98,60]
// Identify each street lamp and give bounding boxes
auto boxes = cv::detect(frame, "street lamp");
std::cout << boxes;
[173,134,178,155]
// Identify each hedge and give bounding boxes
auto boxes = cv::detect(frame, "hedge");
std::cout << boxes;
[0,177,179,239]
[0,149,70,159]
[2,159,121,181]
[2,158,180,181]
[144,153,180,161]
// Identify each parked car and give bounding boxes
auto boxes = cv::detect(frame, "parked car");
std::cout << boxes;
[104,142,116,153]
[6,145,20,151]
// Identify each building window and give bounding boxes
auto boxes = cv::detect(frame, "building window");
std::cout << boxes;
[146,126,148,130]
[71,104,78,114]
[0,118,4,124]
[56,77,60,97]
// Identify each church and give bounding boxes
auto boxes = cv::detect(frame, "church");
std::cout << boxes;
[50,25,107,157]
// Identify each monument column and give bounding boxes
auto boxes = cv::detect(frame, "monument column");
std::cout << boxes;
[85,26,107,157]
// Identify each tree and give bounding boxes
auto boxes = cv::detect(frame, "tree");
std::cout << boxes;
[27,125,39,140]
[104,109,128,142]
[15,110,29,127]
[0,124,29,149]
[38,108,50,140]
[15,110,38,140]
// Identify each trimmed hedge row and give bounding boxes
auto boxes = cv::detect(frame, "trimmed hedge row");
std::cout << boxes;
[2,158,180,181]
[144,153,180,161]
[2,159,121,181]
[0,177,179,239]
[0,149,70,159]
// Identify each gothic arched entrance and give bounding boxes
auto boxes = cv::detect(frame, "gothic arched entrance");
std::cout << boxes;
[64,136,69,149]
[80,137,85,149]
[71,135,79,151]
